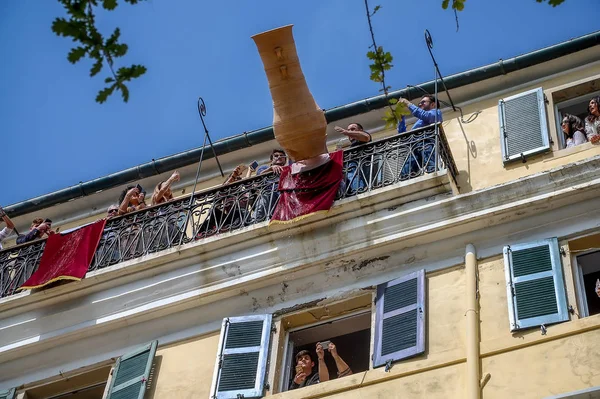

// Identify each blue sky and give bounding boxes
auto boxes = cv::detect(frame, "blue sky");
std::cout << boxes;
[0,0,597,205]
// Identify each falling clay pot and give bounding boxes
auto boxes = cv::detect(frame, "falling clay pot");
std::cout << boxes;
[252,25,328,162]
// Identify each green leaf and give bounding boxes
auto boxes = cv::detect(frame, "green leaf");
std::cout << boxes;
[372,5,381,15]
[90,58,103,76]
[102,0,118,10]
[67,46,87,64]
[118,82,130,102]
[388,98,398,105]
[51,17,86,38]
[96,83,116,104]
[116,64,147,81]
[366,51,376,59]
[105,77,115,83]
[442,0,450,9]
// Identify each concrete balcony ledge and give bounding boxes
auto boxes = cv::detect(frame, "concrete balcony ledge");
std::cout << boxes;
[1,154,600,368]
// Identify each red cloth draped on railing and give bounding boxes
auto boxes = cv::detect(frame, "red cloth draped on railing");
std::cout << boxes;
[270,150,343,224]
[20,219,106,290]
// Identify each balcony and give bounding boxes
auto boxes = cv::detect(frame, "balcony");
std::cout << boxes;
[0,125,458,298]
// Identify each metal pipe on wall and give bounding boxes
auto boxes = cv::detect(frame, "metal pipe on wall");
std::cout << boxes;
[465,244,481,399]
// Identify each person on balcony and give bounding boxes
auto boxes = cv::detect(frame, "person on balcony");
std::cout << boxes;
[397,96,443,178]
[585,96,600,143]
[561,114,587,148]
[334,123,372,195]
[0,207,15,250]
[118,185,146,215]
[151,171,181,206]
[16,218,54,245]
[254,149,287,221]
[290,342,352,390]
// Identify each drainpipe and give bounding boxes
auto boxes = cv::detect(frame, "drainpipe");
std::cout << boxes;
[465,244,480,399]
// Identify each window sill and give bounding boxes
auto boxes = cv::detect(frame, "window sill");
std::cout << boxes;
[544,142,600,162]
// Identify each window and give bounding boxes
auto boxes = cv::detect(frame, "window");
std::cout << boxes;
[282,311,371,392]
[498,87,550,163]
[12,341,157,399]
[210,270,428,397]
[503,238,569,331]
[553,80,600,148]
[574,250,600,318]
[0,389,15,399]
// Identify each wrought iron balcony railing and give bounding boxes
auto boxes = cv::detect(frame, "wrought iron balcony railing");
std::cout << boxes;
[0,125,457,298]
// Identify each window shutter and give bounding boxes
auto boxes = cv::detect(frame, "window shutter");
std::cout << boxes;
[0,388,15,399]
[106,340,158,399]
[504,238,568,331]
[373,270,425,368]
[211,314,272,399]
[498,87,550,163]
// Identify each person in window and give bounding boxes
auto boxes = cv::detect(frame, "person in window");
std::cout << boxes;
[16,218,54,245]
[585,96,600,143]
[561,114,587,148]
[0,207,15,250]
[118,185,146,215]
[334,123,372,195]
[254,150,287,221]
[290,342,352,390]
[397,96,443,177]
[151,171,180,206]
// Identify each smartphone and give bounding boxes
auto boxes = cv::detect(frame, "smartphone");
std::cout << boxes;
[250,160,259,171]
[136,184,144,193]
[318,340,331,350]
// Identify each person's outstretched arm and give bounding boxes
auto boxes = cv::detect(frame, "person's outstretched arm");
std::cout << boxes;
[328,343,352,378]
[316,344,330,382]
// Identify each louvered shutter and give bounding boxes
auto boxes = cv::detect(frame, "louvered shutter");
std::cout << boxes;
[0,388,15,399]
[504,238,568,331]
[106,340,158,399]
[211,314,272,399]
[373,270,425,368]
[498,87,550,163]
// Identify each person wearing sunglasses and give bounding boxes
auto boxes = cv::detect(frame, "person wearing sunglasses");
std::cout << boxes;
[396,95,442,134]
[561,114,587,148]
[585,96,600,144]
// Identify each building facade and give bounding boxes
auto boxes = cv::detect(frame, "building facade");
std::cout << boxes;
[1,31,600,399]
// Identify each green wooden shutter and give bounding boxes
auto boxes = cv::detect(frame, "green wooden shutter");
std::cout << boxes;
[498,87,550,163]
[0,388,15,399]
[106,340,158,399]
[210,314,272,399]
[504,238,568,331]
[373,270,425,368]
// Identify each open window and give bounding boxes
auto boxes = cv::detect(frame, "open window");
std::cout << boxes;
[11,341,157,399]
[574,250,600,318]
[552,77,600,149]
[282,311,371,392]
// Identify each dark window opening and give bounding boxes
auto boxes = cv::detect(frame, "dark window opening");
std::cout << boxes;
[577,251,600,317]
[284,312,371,391]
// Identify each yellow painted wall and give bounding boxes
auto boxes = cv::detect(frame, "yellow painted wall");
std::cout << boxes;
[443,65,600,193]
[150,332,220,399]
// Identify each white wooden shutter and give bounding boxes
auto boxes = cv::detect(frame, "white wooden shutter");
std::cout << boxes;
[211,314,272,399]
[373,270,425,368]
[504,238,568,331]
[105,340,158,399]
[499,87,550,163]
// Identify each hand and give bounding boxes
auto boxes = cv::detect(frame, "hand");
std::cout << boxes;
[328,342,338,358]
[233,165,245,176]
[271,165,284,175]
[591,135,600,144]
[127,187,140,197]
[37,222,50,234]
[171,171,180,182]
[334,126,347,135]
[316,343,325,360]
[293,371,307,385]
[398,98,411,106]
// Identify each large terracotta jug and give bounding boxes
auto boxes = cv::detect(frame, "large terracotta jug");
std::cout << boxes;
[252,25,328,162]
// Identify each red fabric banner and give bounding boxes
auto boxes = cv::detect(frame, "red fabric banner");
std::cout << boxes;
[20,219,107,290]
[270,150,343,224]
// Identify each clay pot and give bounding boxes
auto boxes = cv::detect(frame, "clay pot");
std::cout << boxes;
[252,25,328,162]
